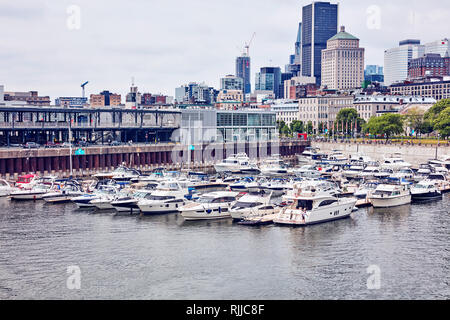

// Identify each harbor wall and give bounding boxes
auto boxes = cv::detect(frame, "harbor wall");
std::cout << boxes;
[0,139,309,180]
[312,141,450,166]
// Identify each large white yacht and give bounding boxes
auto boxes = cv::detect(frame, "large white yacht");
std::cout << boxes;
[179,191,239,221]
[369,184,411,208]
[273,181,356,226]
[214,153,259,174]
[137,180,192,215]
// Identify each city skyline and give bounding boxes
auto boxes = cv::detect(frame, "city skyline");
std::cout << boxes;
[1,0,450,100]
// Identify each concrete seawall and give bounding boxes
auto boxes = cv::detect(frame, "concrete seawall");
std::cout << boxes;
[312,141,450,166]
[0,139,310,180]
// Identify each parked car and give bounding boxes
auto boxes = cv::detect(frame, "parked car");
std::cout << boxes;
[22,142,40,149]
[110,141,121,146]
[76,141,90,147]
[44,141,61,148]
[61,142,73,148]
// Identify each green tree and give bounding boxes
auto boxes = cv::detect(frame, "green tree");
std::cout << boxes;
[306,121,313,134]
[280,124,291,136]
[335,108,365,134]
[434,106,450,138]
[290,120,304,133]
[405,107,426,136]
[364,113,404,140]
[424,99,450,123]
[277,120,286,135]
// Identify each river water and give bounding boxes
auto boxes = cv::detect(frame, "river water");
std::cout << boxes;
[0,195,449,300]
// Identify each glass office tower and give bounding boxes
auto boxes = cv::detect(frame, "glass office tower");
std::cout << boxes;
[236,55,251,94]
[301,1,338,85]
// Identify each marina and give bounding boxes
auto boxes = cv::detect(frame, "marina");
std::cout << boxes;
[0,148,449,299]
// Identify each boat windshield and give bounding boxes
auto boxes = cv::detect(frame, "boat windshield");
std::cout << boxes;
[290,200,313,211]
[146,195,176,201]
[232,201,262,209]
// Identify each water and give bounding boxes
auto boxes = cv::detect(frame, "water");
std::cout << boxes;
[0,195,449,300]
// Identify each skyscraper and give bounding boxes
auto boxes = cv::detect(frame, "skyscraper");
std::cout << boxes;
[255,67,282,98]
[424,39,450,57]
[301,1,339,85]
[236,55,251,94]
[321,26,365,90]
[384,39,425,86]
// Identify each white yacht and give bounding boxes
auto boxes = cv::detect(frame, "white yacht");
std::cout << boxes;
[293,165,321,179]
[369,184,411,208]
[214,153,258,174]
[0,179,13,197]
[93,165,141,181]
[10,177,56,200]
[358,164,381,179]
[411,180,442,202]
[273,182,356,226]
[381,154,412,170]
[110,189,153,214]
[259,155,288,176]
[42,181,84,203]
[324,151,348,165]
[390,167,415,181]
[229,191,275,221]
[137,180,192,215]
[342,165,365,179]
[179,191,239,221]
[71,185,119,208]
[427,173,450,192]
[374,168,394,179]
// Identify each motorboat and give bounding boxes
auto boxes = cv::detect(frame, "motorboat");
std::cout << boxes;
[214,153,259,174]
[415,163,434,182]
[137,180,193,215]
[410,180,442,202]
[369,184,411,208]
[93,165,141,182]
[230,191,276,221]
[42,180,84,203]
[273,181,356,226]
[358,164,381,179]
[0,179,13,197]
[110,189,154,214]
[10,177,56,200]
[293,165,321,179]
[229,177,255,192]
[342,165,365,179]
[426,173,450,193]
[179,191,239,220]
[381,154,412,170]
[389,167,415,182]
[71,185,119,208]
[323,151,348,165]
[374,168,394,180]
[259,155,288,177]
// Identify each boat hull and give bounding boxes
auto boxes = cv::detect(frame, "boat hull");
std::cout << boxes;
[370,195,411,208]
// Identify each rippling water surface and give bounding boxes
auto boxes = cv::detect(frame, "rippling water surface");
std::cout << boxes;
[0,195,449,300]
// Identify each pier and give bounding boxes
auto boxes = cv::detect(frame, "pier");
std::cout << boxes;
[0,139,310,179]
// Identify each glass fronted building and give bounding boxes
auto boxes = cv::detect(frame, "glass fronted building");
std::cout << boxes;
[181,108,277,143]
[255,67,282,98]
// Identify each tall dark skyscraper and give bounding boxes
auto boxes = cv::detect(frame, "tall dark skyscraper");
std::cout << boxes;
[301,1,339,85]
[236,55,251,94]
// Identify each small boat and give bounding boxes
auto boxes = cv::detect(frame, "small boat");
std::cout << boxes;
[410,180,442,202]
[71,185,119,209]
[369,184,411,208]
[214,153,258,174]
[382,154,412,170]
[0,179,13,197]
[179,191,239,221]
[42,181,84,203]
[259,155,288,177]
[10,177,56,200]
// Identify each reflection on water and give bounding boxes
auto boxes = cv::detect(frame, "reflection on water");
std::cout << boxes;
[0,195,449,300]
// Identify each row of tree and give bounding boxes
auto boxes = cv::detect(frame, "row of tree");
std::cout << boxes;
[276,99,450,139]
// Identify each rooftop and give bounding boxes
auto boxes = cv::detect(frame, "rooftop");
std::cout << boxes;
[328,26,358,41]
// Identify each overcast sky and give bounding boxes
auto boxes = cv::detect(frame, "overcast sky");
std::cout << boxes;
[1,0,449,101]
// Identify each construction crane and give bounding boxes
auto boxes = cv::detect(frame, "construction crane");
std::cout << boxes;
[244,32,256,56]
[81,81,89,98]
